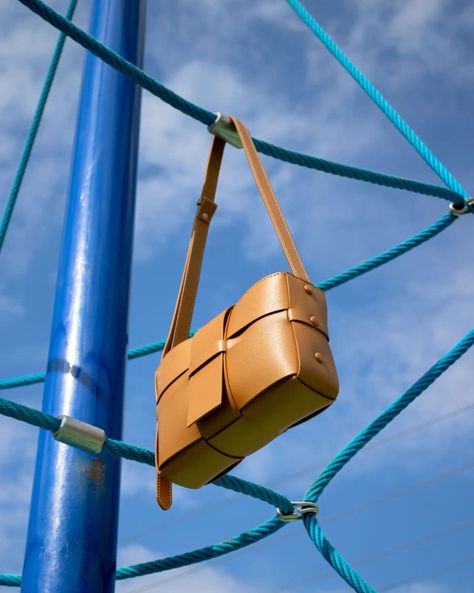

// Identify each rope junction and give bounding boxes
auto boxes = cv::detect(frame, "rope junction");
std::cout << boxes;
[1,0,472,591]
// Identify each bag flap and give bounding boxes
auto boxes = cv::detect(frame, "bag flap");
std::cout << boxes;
[187,354,224,426]
[226,273,289,338]
[189,308,228,375]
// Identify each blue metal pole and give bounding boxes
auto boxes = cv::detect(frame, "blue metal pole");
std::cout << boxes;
[21,2,146,592]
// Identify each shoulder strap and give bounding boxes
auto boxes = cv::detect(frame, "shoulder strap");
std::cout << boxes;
[162,116,309,356]
[163,136,226,355]
[229,116,309,283]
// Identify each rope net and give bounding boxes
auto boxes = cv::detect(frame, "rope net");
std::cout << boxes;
[0,0,472,591]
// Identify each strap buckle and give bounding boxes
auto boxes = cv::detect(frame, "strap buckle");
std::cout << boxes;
[449,197,474,217]
[276,501,319,521]
[196,196,217,224]
[208,113,243,149]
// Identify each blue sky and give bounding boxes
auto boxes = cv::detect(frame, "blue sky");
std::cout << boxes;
[0,1,473,592]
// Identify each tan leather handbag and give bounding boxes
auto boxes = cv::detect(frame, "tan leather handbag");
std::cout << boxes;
[155,116,339,509]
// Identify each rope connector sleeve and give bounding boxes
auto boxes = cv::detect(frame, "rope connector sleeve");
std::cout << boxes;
[449,197,474,217]
[207,113,243,149]
[276,501,319,522]
[53,415,106,454]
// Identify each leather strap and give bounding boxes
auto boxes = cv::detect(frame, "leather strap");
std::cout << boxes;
[229,116,309,283]
[163,135,226,356]
[163,116,309,356]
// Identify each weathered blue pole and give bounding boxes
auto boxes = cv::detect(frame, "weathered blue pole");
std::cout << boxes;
[21,2,146,592]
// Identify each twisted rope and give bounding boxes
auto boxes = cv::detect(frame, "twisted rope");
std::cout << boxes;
[0,338,169,390]
[0,396,291,511]
[285,0,470,203]
[1,2,472,590]
[1,326,473,586]
[115,516,286,580]
[318,212,457,291]
[0,575,21,587]
[0,0,77,253]
[300,326,474,591]
[1,211,462,391]
[0,396,59,432]
[0,395,292,586]
[0,518,287,586]
[14,0,465,207]
[214,474,293,513]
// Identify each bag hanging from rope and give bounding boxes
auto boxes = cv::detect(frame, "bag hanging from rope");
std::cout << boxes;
[155,116,339,509]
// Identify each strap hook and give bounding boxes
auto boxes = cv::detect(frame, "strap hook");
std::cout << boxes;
[276,501,319,522]
[449,197,474,217]
[207,113,243,149]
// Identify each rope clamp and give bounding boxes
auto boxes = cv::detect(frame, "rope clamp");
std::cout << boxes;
[53,415,106,454]
[276,501,319,522]
[449,197,474,217]
[207,113,243,149]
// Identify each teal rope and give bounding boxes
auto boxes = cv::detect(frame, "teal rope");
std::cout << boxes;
[0,338,169,390]
[115,516,286,580]
[15,0,465,207]
[126,338,165,360]
[318,212,457,291]
[214,474,292,512]
[301,326,474,591]
[0,395,292,511]
[285,0,470,202]
[0,210,462,391]
[0,396,292,586]
[251,140,463,205]
[1,326,473,585]
[0,396,60,432]
[305,327,474,501]
[0,0,77,253]
[0,575,21,587]
[0,372,46,390]
[17,0,216,124]
[0,517,287,586]
[1,2,471,587]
